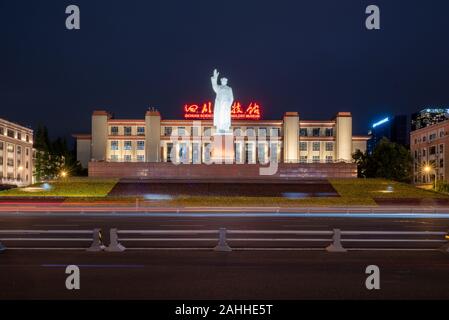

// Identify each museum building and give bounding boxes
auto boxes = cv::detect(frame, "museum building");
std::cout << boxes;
[73,107,369,179]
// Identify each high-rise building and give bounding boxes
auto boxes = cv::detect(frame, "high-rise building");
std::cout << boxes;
[367,115,409,154]
[411,108,449,131]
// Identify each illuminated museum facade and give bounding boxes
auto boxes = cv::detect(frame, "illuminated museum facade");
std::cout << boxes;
[73,106,369,172]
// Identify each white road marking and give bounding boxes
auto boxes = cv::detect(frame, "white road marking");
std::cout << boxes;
[33,224,79,227]
[159,224,205,227]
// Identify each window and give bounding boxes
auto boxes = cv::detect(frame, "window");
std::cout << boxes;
[326,155,333,163]
[313,142,320,151]
[299,128,308,137]
[7,129,14,138]
[423,136,427,142]
[270,128,280,137]
[300,142,307,151]
[258,128,267,137]
[312,128,320,137]
[0,142,3,150]
[429,133,437,141]
[246,127,255,137]
[17,132,21,140]
[110,155,118,162]
[313,155,320,163]
[7,159,14,166]
[124,141,132,150]
[325,128,334,137]
[234,127,242,136]
[178,127,186,136]
[26,148,29,156]
[17,146,21,155]
[440,130,445,138]
[7,144,13,152]
[110,141,119,150]
[0,127,3,135]
[124,155,132,162]
[137,141,145,150]
[164,127,173,136]
[440,144,444,154]
[429,146,436,155]
[137,127,145,136]
[124,126,132,136]
[26,135,29,142]
[300,156,307,163]
[111,126,119,136]
[440,159,444,168]
[325,142,334,151]
[204,127,211,136]
[137,155,145,162]
[423,149,426,157]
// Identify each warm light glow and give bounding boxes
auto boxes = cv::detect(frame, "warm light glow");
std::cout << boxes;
[17,166,23,171]
[184,101,262,120]
[423,165,431,173]
[60,171,68,178]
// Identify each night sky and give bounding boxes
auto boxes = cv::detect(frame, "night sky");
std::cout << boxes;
[1,0,449,141]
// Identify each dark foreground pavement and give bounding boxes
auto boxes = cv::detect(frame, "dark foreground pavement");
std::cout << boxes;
[1,249,448,300]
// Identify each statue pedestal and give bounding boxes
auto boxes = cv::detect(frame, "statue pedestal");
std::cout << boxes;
[211,133,235,164]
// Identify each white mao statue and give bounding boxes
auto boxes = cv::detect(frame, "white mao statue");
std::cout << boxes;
[211,69,234,134]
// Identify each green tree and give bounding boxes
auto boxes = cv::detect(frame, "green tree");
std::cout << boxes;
[353,138,412,183]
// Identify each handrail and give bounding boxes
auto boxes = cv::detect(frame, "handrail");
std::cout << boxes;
[0,228,104,252]
[105,228,449,253]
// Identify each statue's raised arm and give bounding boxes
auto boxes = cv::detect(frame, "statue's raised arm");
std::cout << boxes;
[211,69,219,93]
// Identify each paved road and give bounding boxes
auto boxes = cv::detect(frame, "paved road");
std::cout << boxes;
[0,212,448,299]
[1,250,449,299]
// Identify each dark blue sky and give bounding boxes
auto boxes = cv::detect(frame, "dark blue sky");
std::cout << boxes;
[1,0,449,139]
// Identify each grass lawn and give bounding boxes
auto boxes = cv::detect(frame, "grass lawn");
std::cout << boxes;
[164,178,448,207]
[0,177,446,206]
[0,177,118,197]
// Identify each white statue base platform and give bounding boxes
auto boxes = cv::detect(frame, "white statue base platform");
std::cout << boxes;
[211,133,235,164]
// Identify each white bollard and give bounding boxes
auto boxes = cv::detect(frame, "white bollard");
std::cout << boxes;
[214,228,232,252]
[86,228,105,252]
[325,229,347,253]
[105,228,126,252]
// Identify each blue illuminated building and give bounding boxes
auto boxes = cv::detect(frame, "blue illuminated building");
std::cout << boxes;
[367,115,409,154]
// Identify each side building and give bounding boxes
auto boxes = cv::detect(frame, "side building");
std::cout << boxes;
[410,119,449,184]
[0,118,34,186]
[73,109,369,179]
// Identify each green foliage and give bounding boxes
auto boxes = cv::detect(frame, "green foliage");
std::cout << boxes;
[434,180,449,193]
[33,125,85,182]
[353,138,413,183]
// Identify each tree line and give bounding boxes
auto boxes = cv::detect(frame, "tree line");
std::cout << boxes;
[33,125,85,181]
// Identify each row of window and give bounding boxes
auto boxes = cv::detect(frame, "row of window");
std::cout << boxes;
[300,142,334,152]
[110,155,145,162]
[414,129,447,144]
[414,144,444,158]
[300,155,334,163]
[0,142,31,156]
[163,126,282,137]
[299,128,334,137]
[110,141,145,151]
[0,127,31,142]
[110,126,145,136]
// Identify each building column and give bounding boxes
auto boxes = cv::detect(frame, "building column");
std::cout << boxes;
[145,109,161,162]
[335,112,353,162]
[91,111,110,162]
[283,112,299,163]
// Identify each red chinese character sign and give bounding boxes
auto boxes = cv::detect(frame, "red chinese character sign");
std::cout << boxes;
[184,101,262,120]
